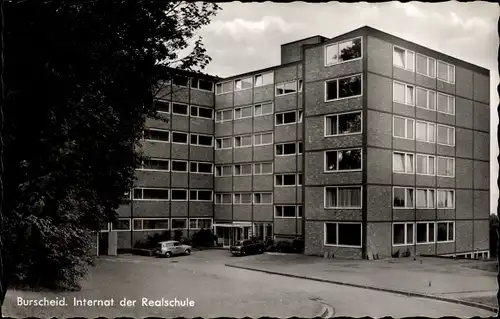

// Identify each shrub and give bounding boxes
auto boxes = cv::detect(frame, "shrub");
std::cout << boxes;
[133,230,171,249]
[292,239,305,253]
[173,229,183,241]
[191,229,216,248]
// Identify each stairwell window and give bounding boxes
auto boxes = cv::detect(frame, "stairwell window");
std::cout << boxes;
[325,74,362,101]
[325,111,362,136]
[324,186,362,209]
[325,149,362,172]
[393,46,415,72]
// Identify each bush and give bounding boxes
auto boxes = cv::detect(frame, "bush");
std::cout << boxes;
[292,239,305,253]
[191,229,216,248]
[133,230,171,249]
[173,229,183,241]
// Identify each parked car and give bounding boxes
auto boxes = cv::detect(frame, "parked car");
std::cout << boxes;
[154,240,192,258]
[230,239,265,256]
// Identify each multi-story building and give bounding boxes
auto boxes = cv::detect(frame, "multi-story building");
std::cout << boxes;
[99,26,490,260]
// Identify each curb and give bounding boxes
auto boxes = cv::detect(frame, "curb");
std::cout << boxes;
[225,264,498,314]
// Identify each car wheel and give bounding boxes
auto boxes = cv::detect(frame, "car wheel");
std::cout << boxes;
[165,251,172,258]
[185,249,191,255]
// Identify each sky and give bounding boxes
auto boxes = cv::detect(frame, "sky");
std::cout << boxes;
[196,1,499,215]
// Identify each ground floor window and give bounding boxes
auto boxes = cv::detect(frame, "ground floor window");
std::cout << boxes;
[171,218,188,230]
[111,218,131,231]
[393,222,414,246]
[189,218,213,230]
[133,218,169,231]
[324,222,362,247]
[437,221,454,242]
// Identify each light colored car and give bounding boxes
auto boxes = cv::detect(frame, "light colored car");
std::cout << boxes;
[154,240,192,258]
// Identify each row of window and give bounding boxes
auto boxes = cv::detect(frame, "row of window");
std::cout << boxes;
[137,159,213,174]
[216,162,273,176]
[393,152,454,177]
[153,101,214,119]
[215,103,275,121]
[109,218,213,232]
[132,188,213,201]
[217,108,304,126]
[216,72,275,94]
[143,129,213,147]
[216,137,303,155]
[162,76,215,92]
[393,116,455,146]
[393,81,455,115]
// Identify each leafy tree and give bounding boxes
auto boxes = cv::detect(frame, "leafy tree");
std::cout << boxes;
[1,0,220,311]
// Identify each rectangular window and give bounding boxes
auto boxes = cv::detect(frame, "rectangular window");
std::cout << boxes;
[235,77,253,91]
[138,158,170,172]
[216,81,232,95]
[298,142,303,154]
[437,190,454,209]
[276,81,298,96]
[171,160,188,172]
[172,103,189,116]
[171,218,187,230]
[393,187,414,208]
[254,102,273,116]
[143,129,170,143]
[298,79,303,92]
[234,135,253,148]
[215,193,232,204]
[275,174,297,187]
[233,193,252,205]
[297,205,303,218]
[275,205,299,218]
[275,111,299,126]
[190,78,214,92]
[325,149,362,172]
[215,165,232,177]
[416,121,436,143]
[416,54,436,78]
[190,162,213,174]
[393,152,414,174]
[275,142,297,156]
[171,189,188,201]
[189,190,213,201]
[393,116,414,139]
[234,106,253,119]
[325,37,362,66]
[253,162,273,175]
[324,222,362,247]
[325,74,362,101]
[437,157,455,177]
[437,93,455,115]
[437,61,455,84]
[172,131,188,144]
[254,72,274,87]
[135,218,169,231]
[253,192,273,205]
[324,111,362,136]
[324,187,362,208]
[190,134,213,147]
[298,110,303,123]
[253,132,273,146]
[215,109,233,122]
[215,137,232,150]
[190,105,213,119]
[416,189,436,209]
[172,75,188,87]
[393,81,415,105]
[233,164,252,176]
[189,218,212,230]
[392,222,414,246]
[393,46,415,71]
[416,87,436,110]
[437,221,454,242]
[111,218,131,231]
[154,100,170,113]
[133,188,170,201]
[297,173,303,186]
[416,154,435,176]
[437,125,455,146]
[416,222,435,244]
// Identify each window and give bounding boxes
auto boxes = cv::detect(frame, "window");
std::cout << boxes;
[392,222,414,246]
[134,218,169,231]
[393,46,415,71]
[416,189,436,209]
[254,72,274,87]
[275,142,297,156]
[297,205,303,218]
[324,222,362,247]
[275,111,299,126]
[143,129,170,143]
[138,158,170,171]
[254,132,273,146]
[253,193,273,204]
[325,37,362,66]
[154,100,170,113]
[325,74,362,101]
[234,135,252,148]
[171,160,188,172]
[416,54,436,78]
[437,61,455,84]
[416,154,435,176]
[325,111,362,136]
[133,188,170,201]
[215,137,232,150]
[437,157,454,177]
[234,106,253,119]
[215,109,233,122]
[416,222,435,244]
[234,164,252,176]
[298,110,303,123]
[297,174,302,186]
[437,125,455,146]
[190,78,214,92]
[298,80,303,92]
[254,102,273,116]
[190,162,213,174]
[171,189,188,201]
[190,134,213,147]
[416,87,436,110]
[233,193,252,204]
[393,81,415,105]
[437,190,454,209]
[416,121,436,143]
[215,193,232,204]
[216,81,232,95]
[172,103,189,115]
[215,165,232,177]
[235,77,253,91]
[393,116,414,139]
[171,218,187,230]
[275,174,297,187]
[172,75,188,87]
[189,190,213,201]
[325,149,362,172]
[298,142,303,154]
[189,218,212,230]
[111,218,131,231]
[253,162,273,175]
[393,187,414,208]
[190,106,213,119]
[324,187,362,208]
[276,81,298,96]
[437,93,455,115]
[393,152,414,174]
[172,131,188,144]
[275,205,299,218]
[437,221,454,242]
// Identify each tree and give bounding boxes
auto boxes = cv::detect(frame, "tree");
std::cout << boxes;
[1,0,220,311]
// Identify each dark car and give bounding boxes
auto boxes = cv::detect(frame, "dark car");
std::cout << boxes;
[230,239,265,256]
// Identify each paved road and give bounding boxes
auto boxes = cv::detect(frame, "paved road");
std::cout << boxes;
[4,250,495,318]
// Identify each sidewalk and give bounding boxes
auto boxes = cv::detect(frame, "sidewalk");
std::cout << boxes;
[226,253,498,312]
